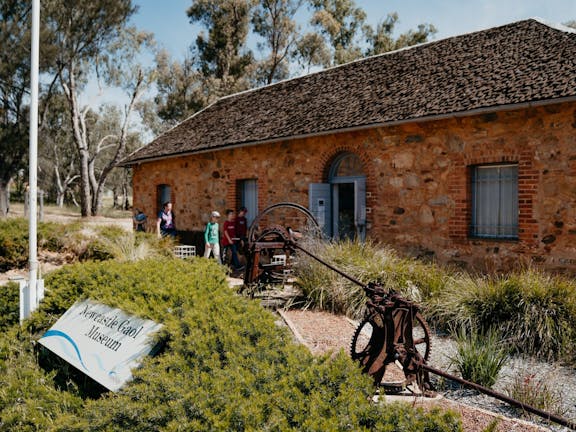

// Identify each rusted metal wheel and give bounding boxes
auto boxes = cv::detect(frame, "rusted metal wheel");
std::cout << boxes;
[247,202,321,246]
[350,315,386,375]
[253,224,291,244]
[350,310,432,387]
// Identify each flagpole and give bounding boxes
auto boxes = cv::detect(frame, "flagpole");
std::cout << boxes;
[28,0,40,311]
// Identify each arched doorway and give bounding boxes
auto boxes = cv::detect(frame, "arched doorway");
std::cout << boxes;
[309,152,366,240]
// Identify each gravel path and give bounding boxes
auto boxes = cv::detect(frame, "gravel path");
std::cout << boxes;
[429,334,576,431]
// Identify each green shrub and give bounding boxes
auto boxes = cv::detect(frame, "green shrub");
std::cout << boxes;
[0,218,84,271]
[450,327,509,388]
[0,217,175,269]
[0,218,29,271]
[0,282,20,330]
[0,258,462,431]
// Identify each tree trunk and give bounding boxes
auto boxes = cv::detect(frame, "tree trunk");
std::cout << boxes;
[112,186,119,208]
[56,190,65,207]
[122,181,130,210]
[91,183,103,216]
[0,181,9,217]
[63,69,91,217]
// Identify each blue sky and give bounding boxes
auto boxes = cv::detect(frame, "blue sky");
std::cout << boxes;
[131,0,576,60]
[82,1,576,114]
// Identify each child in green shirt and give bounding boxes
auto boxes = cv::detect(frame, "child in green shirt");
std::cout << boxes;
[204,211,221,263]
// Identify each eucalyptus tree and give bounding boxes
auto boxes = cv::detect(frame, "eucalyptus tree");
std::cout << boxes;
[308,0,436,66]
[309,0,367,65]
[43,0,153,216]
[364,12,436,56]
[88,29,153,216]
[38,93,79,207]
[0,1,32,216]
[251,0,303,85]
[187,0,256,97]
[153,50,205,127]
[153,0,257,126]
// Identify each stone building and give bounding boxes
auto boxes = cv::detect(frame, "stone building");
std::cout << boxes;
[121,19,576,273]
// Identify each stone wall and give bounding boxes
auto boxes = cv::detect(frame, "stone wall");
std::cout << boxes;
[132,101,576,273]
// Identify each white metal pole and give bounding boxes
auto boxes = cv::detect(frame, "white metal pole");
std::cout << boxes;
[27,0,40,319]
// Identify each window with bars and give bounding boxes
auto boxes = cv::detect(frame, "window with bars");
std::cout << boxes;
[471,164,518,239]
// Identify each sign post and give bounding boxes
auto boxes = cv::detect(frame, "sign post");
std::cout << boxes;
[21,0,41,324]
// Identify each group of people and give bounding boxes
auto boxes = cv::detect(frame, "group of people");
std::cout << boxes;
[204,207,248,271]
[136,202,248,271]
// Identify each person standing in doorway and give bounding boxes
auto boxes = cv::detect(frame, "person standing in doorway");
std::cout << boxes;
[156,202,176,238]
[204,210,221,263]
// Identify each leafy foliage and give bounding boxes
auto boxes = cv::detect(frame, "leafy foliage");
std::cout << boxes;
[0,0,33,216]
[0,258,462,431]
[449,328,509,388]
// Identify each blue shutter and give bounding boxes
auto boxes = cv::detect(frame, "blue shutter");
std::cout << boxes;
[355,178,366,241]
[309,183,331,237]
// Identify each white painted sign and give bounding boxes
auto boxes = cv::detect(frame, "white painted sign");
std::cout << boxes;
[38,299,163,392]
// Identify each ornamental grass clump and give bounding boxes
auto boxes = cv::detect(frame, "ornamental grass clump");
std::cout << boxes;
[91,229,173,262]
[450,327,509,388]
[428,268,576,361]
[292,237,450,319]
[506,370,567,420]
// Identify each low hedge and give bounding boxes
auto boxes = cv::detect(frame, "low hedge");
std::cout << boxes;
[0,258,462,431]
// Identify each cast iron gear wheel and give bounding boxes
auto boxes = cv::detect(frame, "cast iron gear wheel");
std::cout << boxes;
[350,310,432,366]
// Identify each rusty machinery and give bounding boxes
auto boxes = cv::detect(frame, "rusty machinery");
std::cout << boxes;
[243,202,321,286]
[243,203,576,430]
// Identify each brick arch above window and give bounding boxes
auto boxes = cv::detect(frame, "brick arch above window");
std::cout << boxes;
[318,147,372,182]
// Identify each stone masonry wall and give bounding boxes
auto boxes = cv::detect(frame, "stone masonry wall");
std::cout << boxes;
[132,101,576,273]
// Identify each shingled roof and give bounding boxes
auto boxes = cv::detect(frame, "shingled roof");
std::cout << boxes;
[122,18,576,165]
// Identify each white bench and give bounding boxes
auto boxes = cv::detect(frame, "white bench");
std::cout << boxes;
[174,245,196,259]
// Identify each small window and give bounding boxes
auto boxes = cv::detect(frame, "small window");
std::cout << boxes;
[471,164,518,239]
